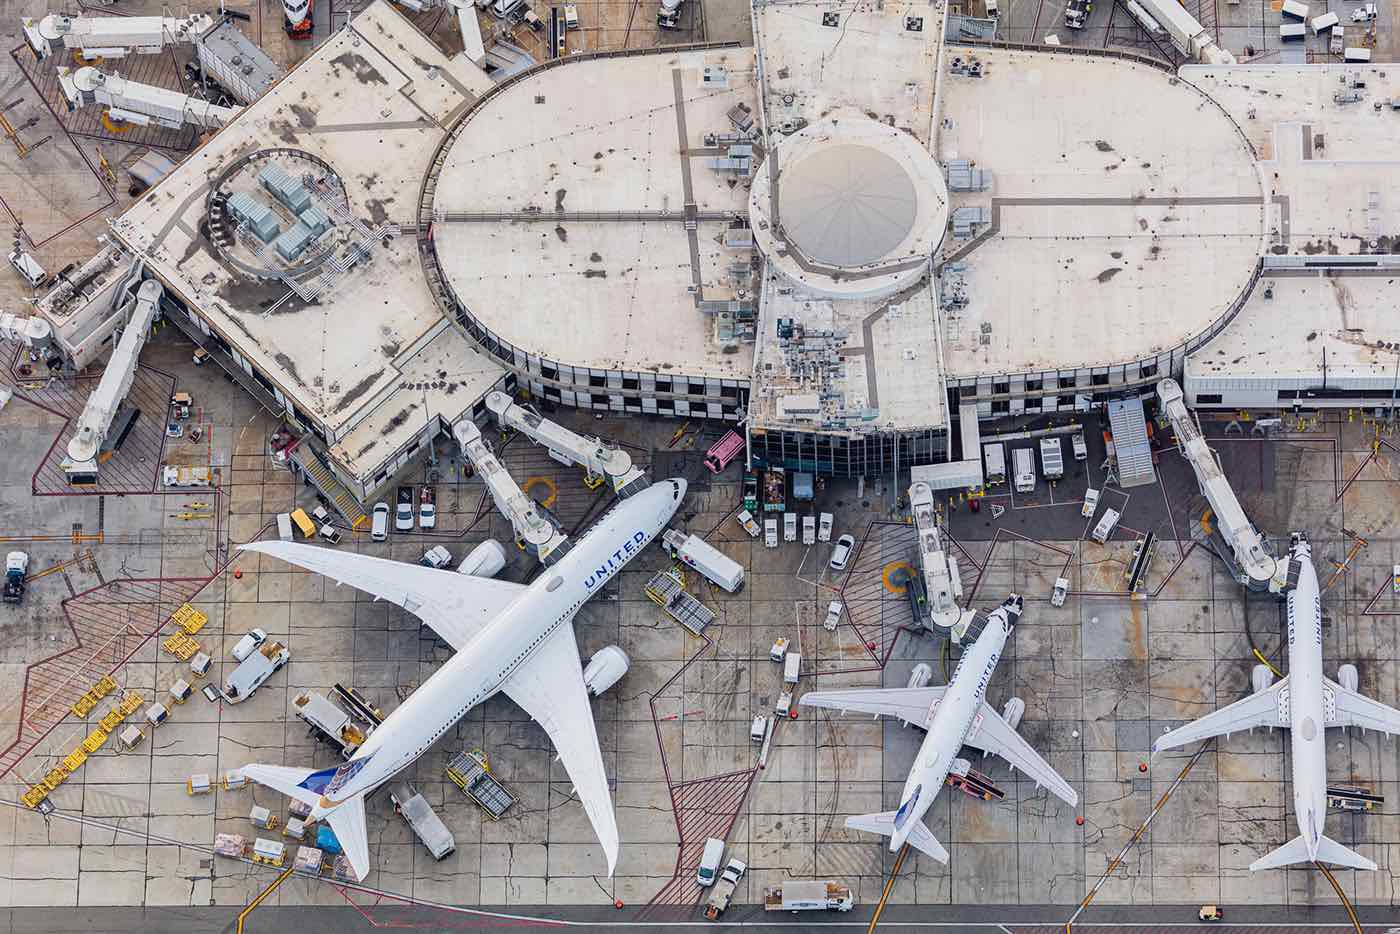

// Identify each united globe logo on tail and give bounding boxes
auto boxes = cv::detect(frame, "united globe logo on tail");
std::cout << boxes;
[584,531,647,589]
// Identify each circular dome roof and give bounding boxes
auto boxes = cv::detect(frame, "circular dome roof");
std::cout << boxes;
[778,144,918,268]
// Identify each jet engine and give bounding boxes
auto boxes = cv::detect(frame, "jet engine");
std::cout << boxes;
[583,645,630,696]
[457,539,507,578]
[1338,663,1359,693]
[1001,697,1025,732]
[906,663,932,689]
[1251,664,1275,694]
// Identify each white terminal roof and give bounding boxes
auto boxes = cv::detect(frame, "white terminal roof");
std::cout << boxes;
[936,48,1266,379]
[109,3,507,468]
[430,48,757,381]
[1187,275,1400,385]
[747,1,950,434]
[1182,64,1400,388]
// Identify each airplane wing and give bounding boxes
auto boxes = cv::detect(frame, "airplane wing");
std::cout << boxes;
[798,686,947,728]
[962,702,1077,806]
[499,620,619,875]
[1325,678,1400,735]
[1153,677,1289,754]
[241,541,525,649]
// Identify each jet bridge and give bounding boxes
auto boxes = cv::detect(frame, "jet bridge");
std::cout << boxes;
[910,481,976,642]
[1158,378,1292,593]
[484,391,650,499]
[451,419,571,565]
[61,279,163,483]
[22,13,213,62]
[58,66,239,131]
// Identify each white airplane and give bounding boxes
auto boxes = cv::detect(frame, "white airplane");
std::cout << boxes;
[237,478,687,881]
[1153,533,1400,871]
[799,594,1077,860]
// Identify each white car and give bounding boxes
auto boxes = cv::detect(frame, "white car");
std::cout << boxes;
[419,502,436,529]
[231,628,268,662]
[829,534,856,571]
[395,501,414,532]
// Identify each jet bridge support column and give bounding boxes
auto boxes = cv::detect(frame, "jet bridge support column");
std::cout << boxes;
[1158,378,1292,593]
[910,481,976,642]
[61,279,163,483]
[452,419,571,565]
[485,391,650,499]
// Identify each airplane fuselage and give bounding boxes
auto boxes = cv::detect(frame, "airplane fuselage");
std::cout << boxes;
[317,479,683,811]
[891,600,1017,850]
[1283,540,1328,860]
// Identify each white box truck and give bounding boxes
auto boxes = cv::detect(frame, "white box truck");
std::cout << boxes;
[983,443,1007,485]
[783,652,801,684]
[802,515,816,545]
[783,512,797,542]
[662,529,744,592]
[390,782,456,860]
[764,880,855,912]
[817,512,833,542]
[1091,507,1121,543]
[1039,437,1064,480]
[764,518,778,548]
[1013,448,1035,493]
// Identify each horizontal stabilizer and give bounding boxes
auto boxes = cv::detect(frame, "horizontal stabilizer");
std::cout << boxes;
[240,762,327,809]
[1249,834,1376,872]
[844,810,949,863]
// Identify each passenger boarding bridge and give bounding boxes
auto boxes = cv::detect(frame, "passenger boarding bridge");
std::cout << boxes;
[1158,378,1294,593]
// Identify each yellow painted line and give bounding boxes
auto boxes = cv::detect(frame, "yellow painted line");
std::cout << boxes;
[522,475,558,509]
[237,864,295,934]
[867,842,910,933]
[1315,862,1362,934]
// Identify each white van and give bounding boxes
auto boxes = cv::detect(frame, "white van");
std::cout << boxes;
[1071,432,1088,461]
[276,513,293,542]
[492,0,523,16]
[697,838,725,887]
[371,502,390,542]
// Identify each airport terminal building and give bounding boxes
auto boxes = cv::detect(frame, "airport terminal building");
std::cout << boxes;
[59,0,1400,507]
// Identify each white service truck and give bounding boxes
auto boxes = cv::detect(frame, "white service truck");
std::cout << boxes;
[1091,507,1121,544]
[1013,448,1035,493]
[764,880,855,912]
[662,529,744,592]
[704,858,748,920]
[1039,436,1064,480]
[223,641,289,703]
[293,691,369,758]
[390,781,456,860]
[163,465,212,487]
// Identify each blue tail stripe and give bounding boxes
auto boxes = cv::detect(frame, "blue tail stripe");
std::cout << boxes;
[297,766,339,795]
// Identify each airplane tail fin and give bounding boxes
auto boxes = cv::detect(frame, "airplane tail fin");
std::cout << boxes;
[1249,834,1376,872]
[241,763,372,880]
[845,810,950,863]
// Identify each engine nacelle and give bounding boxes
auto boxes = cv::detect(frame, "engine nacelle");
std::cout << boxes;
[457,539,507,578]
[1338,663,1359,693]
[1251,663,1275,695]
[582,645,630,696]
[1001,697,1025,732]
[906,663,932,689]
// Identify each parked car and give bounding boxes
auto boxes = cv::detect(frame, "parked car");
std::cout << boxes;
[371,502,390,541]
[396,487,415,531]
[419,487,437,529]
[829,534,856,571]
[231,628,268,662]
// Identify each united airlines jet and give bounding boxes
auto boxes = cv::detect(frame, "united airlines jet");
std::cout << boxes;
[1153,533,1400,870]
[800,595,1077,860]
[238,478,687,880]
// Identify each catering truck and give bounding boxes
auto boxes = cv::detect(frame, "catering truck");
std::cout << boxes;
[293,691,369,758]
[4,551,29,604]
[662,529,744,592]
